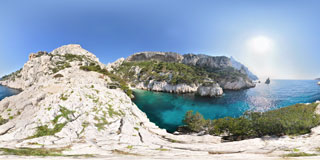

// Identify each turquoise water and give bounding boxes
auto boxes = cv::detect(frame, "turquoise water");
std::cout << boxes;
[0,85,20,101]
[132,80,320,132]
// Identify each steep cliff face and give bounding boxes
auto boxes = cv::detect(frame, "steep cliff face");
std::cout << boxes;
[182,54,232,71]
[230,56,258,80]
[114,52,255,94]
[114,60,225,96]
[126,51,183,63]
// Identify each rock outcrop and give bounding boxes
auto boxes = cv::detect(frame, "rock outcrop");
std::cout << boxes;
[219,77,255,90]
[1,45,320,160]
[117,51,255,94]
[126,51,183,63]
[182,54,232,71]
[197,83,223,97]
[230,56,258,80]
[29,51,48,60]
[0,44,105,90]
[106,57,125,72]
[135,81,198,93]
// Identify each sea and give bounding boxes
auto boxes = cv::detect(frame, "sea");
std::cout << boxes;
[0,85,20,101]
[132,80,320,132]
[1,80,320,133]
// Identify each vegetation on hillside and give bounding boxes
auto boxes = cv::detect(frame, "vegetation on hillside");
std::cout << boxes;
[0,147,65,156]
[0,116,8,126]
[116,61,247,86]
[0,69,22,81]
[0,147,94,157]
[182,103,320,140]
[1,53,92,81]
[80,63,132,97]
[49,53,92,74]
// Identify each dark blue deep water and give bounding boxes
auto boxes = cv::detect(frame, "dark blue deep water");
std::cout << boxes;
[0,85,20,101]
[132,80,320,132]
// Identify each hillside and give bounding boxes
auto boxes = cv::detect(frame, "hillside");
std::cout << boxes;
[0,44,320,159]
[112,52,255,96]
[230,56,258,80]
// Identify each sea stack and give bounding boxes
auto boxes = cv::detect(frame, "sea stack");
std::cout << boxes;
[265,78,271,84]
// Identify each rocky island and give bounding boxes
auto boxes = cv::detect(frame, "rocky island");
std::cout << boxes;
[0,44,320,160]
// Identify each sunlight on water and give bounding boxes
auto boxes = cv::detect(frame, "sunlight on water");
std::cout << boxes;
[132,80,320,132]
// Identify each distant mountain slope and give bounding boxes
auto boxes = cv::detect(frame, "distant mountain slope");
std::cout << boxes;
[230,56,258,81]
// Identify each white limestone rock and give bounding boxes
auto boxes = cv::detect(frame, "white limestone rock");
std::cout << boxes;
[106,57,125,71]
[197,83,223,97]
[135,80,198,93]
[219,77,256,90]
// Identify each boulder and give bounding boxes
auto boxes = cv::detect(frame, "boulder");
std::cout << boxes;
[197,83,223,97]
[219,77,256,90]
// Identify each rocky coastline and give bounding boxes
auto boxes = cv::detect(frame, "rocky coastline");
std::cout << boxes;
[111,51,256,97]
[133,81,223,97]
[0,44,320,159]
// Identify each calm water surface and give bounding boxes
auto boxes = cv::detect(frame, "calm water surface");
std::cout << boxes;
[0,85,20,101]
[132,80,320,132]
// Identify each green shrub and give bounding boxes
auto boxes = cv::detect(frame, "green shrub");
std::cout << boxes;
[28,123,67,139]
[183,103,320,140]
[64,54,84,62]
[80,63,133,97]
[60,94,68,101]
[283,152,318,157]
[108,105,121,118]
[0,116,8,125]
[52,106,75,124]
[0,147,94,157]
[183,111,208,132]
[94,117,109,131]
[1,69,22,81]
[51,62,71,74]
[29,106,74,139]
[0,147,64,156]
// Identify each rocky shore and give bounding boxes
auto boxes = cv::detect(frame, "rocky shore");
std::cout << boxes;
[0,44,320,160]
[134,81,223,97]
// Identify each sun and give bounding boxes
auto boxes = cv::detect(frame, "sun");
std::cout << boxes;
[247,36,273,54]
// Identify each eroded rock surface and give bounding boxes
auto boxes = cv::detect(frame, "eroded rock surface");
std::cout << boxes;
[197,83,223,97]
[126,51,183,63]
[0,45,319,160]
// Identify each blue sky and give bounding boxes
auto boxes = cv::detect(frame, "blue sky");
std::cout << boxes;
[0,0,320,79]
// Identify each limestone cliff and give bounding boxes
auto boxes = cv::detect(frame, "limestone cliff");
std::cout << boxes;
[0,44,105,90]
[113,52,255,96]
[230,56,258,80]
[1,45,320,160]
[126,51,183,63]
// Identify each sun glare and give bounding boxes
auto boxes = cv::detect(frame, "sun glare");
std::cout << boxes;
[247,36,273,54]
